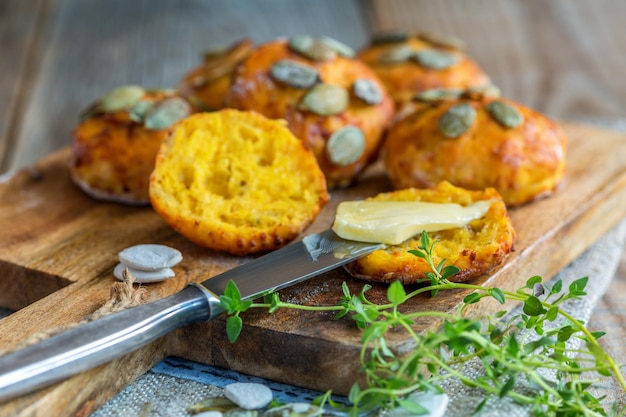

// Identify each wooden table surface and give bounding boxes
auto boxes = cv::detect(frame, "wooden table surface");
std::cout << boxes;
[1,0,625,414]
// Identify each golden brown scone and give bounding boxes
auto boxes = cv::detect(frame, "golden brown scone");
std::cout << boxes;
[149,110,329,255]
[224,36,395,188]
[343,181,515,284]
[382,88,567,206]
[178,39,253,111]
[70,86,194,205]
[359,31,491,110]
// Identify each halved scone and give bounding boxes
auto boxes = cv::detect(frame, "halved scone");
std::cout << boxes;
[341,182,515,284]
[149,109,329,255]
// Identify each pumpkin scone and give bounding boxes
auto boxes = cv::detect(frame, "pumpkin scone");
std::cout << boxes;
[149,110,329,255]
[359,31,491,110]
[70,85,194,205]
[335,182,515,284]
[383,88,567,206]
[224,36,395,188]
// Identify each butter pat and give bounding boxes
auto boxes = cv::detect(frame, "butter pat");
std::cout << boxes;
[332,200,492,245]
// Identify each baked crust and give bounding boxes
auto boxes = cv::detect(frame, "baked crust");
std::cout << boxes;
[70,87,193,205]
[343,182,515,284]
[359,32,491,108]
[178,38,253,111]
[224,37,395,188]
[149,110,329,255]
[383,93,567,206]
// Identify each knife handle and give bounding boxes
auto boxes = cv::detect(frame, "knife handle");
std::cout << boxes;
[0,285,219,403]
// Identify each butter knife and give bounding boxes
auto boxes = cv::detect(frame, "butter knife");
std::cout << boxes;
[0,230,383,403]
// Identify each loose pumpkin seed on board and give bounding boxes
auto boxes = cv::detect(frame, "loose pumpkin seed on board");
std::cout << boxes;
[118,244,183,271]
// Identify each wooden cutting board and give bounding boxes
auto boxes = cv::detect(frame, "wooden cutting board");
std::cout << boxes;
[0,122,625,416]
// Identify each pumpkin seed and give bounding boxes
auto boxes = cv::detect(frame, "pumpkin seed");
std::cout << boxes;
[225,410,258,417]
[288,36,337,61]
[262,403,323,417]
[270,60,319,89]
[202,44,230,61]
[463,84,501,100]
[299,83,349,116]
[320,36,355,58]
[186,95,215,112]
[487,100,524,128]
[413,49,459,70]
[326,126,365,166]
[224,383,273,410]
[129,100,154,123]
[417,31,465,50]
[113,263,175,283]
[413,88,463,102]
[438,103,476,138]
[78,100,100,122]
[371,30,411,45]
[189,74,207,88]
[352,79,383,105]
[203,39,251,62]
[147,88,177,95]
[101,85,145,112]
[188,397,238,414]
[118,244,183,271]
[378,44,414,64]
[143,97,191,130]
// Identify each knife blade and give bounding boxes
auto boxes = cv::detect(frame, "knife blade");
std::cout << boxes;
[0,229,384,403]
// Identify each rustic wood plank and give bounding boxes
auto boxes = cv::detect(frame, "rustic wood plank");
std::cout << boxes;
[365,0,626,120]
[5,0,369,176]
[0,122,624,415]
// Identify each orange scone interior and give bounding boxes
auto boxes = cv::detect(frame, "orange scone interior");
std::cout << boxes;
[149,110,329,255]
[342,181,515,284]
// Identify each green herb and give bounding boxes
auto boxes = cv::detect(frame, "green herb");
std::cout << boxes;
[221,231,625,416]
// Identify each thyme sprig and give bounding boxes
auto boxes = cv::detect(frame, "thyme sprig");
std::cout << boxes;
[219,231,625,416]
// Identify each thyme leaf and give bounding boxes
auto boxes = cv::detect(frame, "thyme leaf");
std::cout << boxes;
[219,231,625,416]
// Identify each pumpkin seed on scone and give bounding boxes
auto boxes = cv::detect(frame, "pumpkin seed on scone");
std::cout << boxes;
[224,37,395,188]
[178,38,253,111]
[70,86,194,205]
[358,31,491,110]
[149,109,329,255]
[342,182,515,284]
[383,88,567,206]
